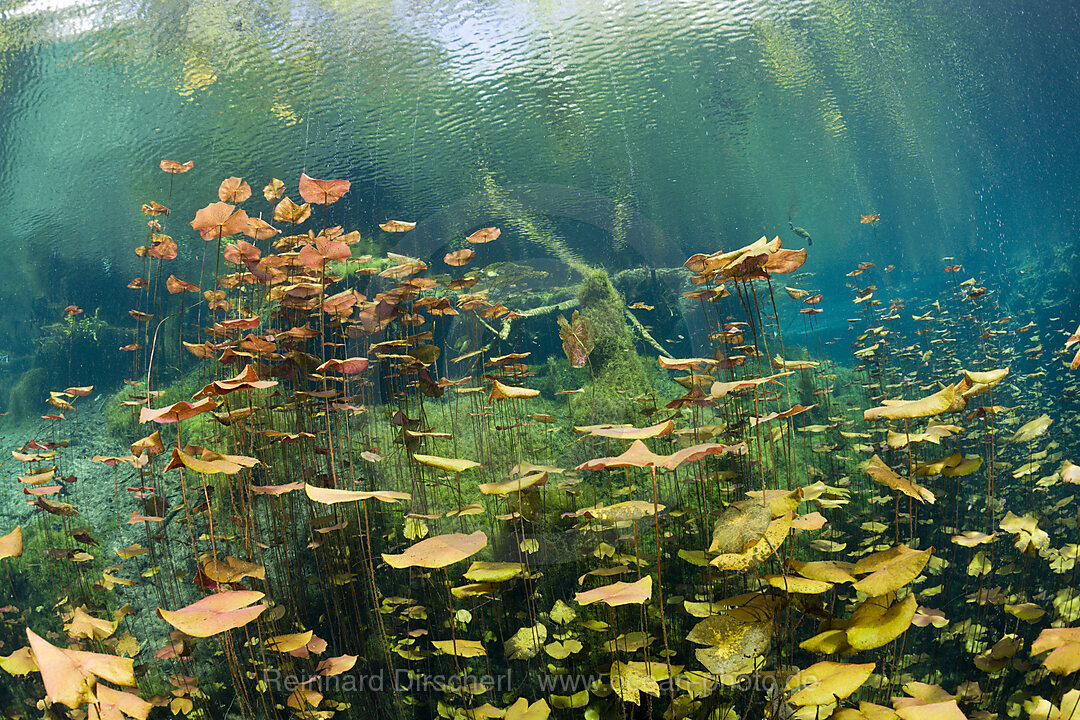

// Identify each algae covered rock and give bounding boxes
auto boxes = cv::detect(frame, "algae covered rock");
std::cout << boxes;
[575,268,650,423]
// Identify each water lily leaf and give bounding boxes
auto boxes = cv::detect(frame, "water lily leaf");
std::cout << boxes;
[1031,627,1080,675]
[711,512,793,571]
[846,593,918,650]
[894,700,967,720]
[942,456,983,477]
[444,248,474,266]
[558,310,594,368]
[139,398,218,424]
[709,502,771,554]
[549,691,590,710]
[382,531,487,569]
[1010,414,1053,443]
[266,631,313,653]
[315,357,370,374]
[609,660,664,705]
[763,575,832,594]
[0,527,22,559]
[1005,603,1045,622]
[26,628,136,708]
[463,562,523,583]
[584,501,663,523]
[432,639,486,657]
[687,614,772,676]
[165,447,247,475]
[65,607,116,641]
[951,531,996,548]
[544,639,583,659]
[298,172,350,205]
[575,576,652,607]
[0,646,37,676]
[911,607,948,628]
[489,379,540,401]
[380,219,416,232]
[790,560,857,584]
[203,556,266,583]
[549,600,576,625]
[505,697,550,720]
[304,484,409,504]
[160,159,193,173]
[156,591,266,637]
[863,455,935,504]
[273,196,311,224]
[316,654,358,676]
[864,384,956,421]
[190,201,249,241]
[218,176,251,203]
[852,545,933,596]
[263,178,284,200]
[478,472,547,496]
[785,661,875,707]
[413,454,481,473]
[585,419,674,440]
[466,226,501,244]
[578,439,743,471]
[505,623,546,661]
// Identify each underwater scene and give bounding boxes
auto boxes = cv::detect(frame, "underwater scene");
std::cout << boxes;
[1,1,1079,719]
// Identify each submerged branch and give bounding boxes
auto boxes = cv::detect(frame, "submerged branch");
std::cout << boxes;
[624,308,673,358]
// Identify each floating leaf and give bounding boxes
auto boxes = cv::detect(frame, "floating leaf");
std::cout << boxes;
[218,177,251,203]
[298,172,350,205]
[382,531,487,569]
[1031,627,1080,675]
[463,562,523,583]
[863,455,935,504]
[785,661,875,707]
[444,248,474,266]
[266,631,313,653]
[489,379,540,401]
[413,454,480,473]
[0,646,37,676]
[190,202,249,241]
[26,628,135,708]
[505,697,551,720]
[709,502,772,554]
[432,639,486,657]
[864,384,956,421]
[156,591,266,637]
[558,310,594,368]
[575,576,652,607]
[66,607,116,640]
[852,545,933,596]
[380,219,416,232]
[711,512,793,571]
[0,527,22,559]
[550,599,576,625]
[504,623,546,661]
[578,439,743,471]
[1011,414,1053,443]
[846,593,918,650]
[160,159,193,173]
[609,660,661,705]
[687,613,773,677]
[316,654,358,676]
[263,178,284,201]
[304,484,409,504]
[466,226,501,244]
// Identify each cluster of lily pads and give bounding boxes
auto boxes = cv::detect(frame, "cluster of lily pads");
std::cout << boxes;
[0,164,1078,720]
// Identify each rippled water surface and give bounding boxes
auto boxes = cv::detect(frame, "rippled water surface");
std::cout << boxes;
[2,0,1076,295]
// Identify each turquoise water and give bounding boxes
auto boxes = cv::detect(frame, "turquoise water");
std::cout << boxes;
[0,1,1078,718]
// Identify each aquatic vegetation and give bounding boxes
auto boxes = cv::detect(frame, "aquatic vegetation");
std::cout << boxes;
[0,165,1078,720]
